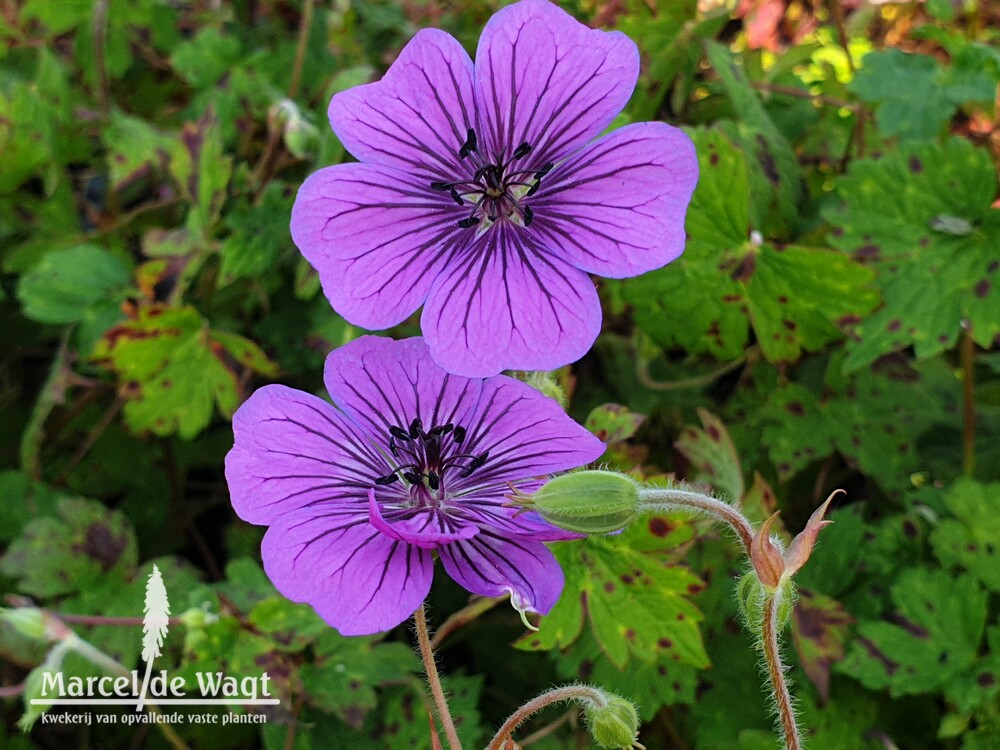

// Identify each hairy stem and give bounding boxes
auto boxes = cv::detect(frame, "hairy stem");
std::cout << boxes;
[638,488,755,552]
[486,685,609,750]
[413,605,462,750]
[761,592,800,750]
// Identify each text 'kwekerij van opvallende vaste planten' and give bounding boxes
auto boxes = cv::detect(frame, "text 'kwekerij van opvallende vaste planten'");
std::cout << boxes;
[3,0,1000,748]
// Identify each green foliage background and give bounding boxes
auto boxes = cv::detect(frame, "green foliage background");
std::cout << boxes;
[2,0,999,747]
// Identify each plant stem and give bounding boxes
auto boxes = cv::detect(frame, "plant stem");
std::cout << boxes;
[638,488,755,552]
[430,596,503,650]
[761,592,800,750]
[636,353,746,391]
[485,685,609,750]
[413,605,462,750]
[961,323,976,477]
[288,0,315,100]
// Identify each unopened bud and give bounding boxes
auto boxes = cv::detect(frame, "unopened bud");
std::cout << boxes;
[584,693,642,749]
[0,607,46,641]
[525,471,640,534]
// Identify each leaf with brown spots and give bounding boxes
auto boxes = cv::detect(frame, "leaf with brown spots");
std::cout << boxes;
[675,408,745,501]
[931,479,1000,593]
[791,588,854,703]
[93,304,277,439]
[517,513,707,670]
[827,138,1000,369]
[837,570,988,704]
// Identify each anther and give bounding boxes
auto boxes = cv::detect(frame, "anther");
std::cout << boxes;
[534,163,554,179]
[409,418,423,439]
[512,142,531,159]
[403,471,424,484]
[525,180,542,197]
[427,471,440,490]
[430,181,451,191]
[458,128,478,159]
[523,206,534,227]
[450,188,464,206]
[375,473,400,486]
[453,426,467,443]
[457,216,481,229]
[389,436,398,457]
[389,426,411,442]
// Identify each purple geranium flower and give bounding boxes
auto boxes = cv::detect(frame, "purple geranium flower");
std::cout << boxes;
[225,336,605,635]
[290,0,698,377]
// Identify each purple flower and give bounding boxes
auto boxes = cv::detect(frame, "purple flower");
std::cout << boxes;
[290,0,698,377]
[225,336,604,635]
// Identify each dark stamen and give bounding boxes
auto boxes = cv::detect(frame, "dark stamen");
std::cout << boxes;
[409,418,423,439]
[427,471,440,490]
[458,128,478,159]
[453,426,466,443]
[428,423,454,437]
[459,451,490,478]
[523,206,534,227]
[457,216,481,229]
[389,426,411,441]
[450,188,464,206]
[534,163,554,179]
[430,181,451,191]
[403,471,424,484]
[512,141,531,159]
[525,180,542,197]
[375,473,400,486]
[389,436,398,457]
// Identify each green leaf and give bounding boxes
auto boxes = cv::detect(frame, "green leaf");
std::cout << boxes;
[674,409,744,500]
[931,479,1000,593]
[623,128,877,362]
[0,80,58,194]
[0,497,137,598]
[849,49,995,141]
[103,111,175,189]
[169,108,233,237]
[704,42,802,231]
[837,569,986,699]
[93,305,277,439]
[0,471,64,544]
[827,138,1000,368]
[218,183,295,285]
[16,244,131,323]
[790,588,854,702]
[169,27,242,89]
[761,357,949,490]
[519,515,707,669]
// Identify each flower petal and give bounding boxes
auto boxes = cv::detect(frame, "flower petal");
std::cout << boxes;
[368,489,479,549]
[291,164,468,330]
[323,336,482,439]
[421,224,602,376]
[329,28,476,178]
[225,385,386,525]
[474,0,638,165]
[438,530,564,614]
[531,122,698,278]
[261,508,433,635]
[455,375,605,484]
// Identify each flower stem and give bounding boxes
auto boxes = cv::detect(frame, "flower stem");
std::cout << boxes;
[413,605,462,750]
[637,487,755,552]
[485,685,610,750]
[761,591,800,750]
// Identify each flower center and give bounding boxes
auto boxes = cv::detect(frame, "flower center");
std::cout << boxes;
[373,418,489,492]
[430,128,553,231]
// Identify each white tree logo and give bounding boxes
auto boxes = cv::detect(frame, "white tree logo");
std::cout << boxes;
[136,564,170,711]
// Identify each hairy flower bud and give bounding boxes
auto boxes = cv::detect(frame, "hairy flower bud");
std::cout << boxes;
[584,693,642,749]
[525,470,640,534]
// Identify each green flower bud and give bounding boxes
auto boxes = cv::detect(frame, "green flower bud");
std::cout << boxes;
[526,470,640,534]
[584,693,641,749]
[0,607,46,641]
